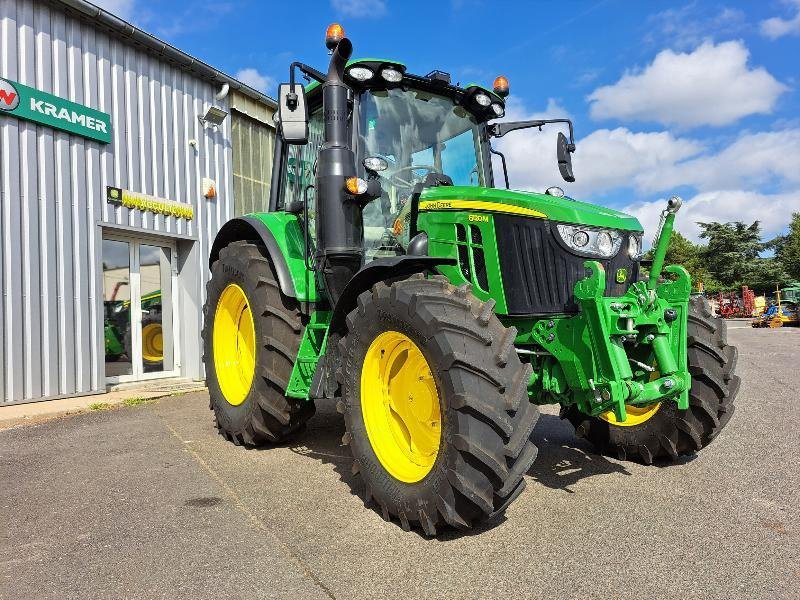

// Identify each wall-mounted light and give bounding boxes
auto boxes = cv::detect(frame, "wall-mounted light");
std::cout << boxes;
[199,105,228,128]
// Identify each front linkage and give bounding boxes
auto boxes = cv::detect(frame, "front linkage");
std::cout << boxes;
[520,197,690,422]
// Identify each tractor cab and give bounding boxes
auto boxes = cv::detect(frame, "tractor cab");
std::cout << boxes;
[273,51,577,268]
[274,59,510,261]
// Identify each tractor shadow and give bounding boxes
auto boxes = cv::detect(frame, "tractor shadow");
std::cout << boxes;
[527,413,631,492]
[280,404,632,537]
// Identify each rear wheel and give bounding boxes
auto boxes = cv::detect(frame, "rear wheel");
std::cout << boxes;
[203,241,314,445]
[141,311,163,367]
[338,275,539,534]
[562,296,739,464]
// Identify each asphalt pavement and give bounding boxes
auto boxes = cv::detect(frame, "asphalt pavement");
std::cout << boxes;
[1,324,798,599]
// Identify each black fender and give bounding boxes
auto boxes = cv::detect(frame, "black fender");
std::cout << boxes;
[209,216,297,298]
[328,255,456,336]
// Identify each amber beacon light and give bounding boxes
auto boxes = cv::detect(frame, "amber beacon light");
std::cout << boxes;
[326,23,345,49]
[493,75,510,97]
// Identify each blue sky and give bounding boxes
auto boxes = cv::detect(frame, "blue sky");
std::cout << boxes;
[98,0,800,244]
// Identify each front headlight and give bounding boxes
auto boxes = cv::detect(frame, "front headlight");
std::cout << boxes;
[556,224,623,258]
[628,233,642,259]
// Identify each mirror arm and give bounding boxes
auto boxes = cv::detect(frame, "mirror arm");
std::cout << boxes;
[289,62,325,87]
[286,62,326,109]
[490,118,576,148]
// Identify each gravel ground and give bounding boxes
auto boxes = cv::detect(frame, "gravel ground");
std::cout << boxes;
[1,324,797,599]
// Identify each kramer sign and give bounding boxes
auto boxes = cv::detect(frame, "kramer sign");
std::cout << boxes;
[0,77,111,143]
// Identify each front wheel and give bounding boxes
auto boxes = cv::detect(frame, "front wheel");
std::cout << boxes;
[338,275,539,534]
[562,296,739,464]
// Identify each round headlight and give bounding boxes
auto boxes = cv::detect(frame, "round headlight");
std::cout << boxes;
[628,234,642,259]
[348,66,374,81]
[597,231,613,255]
[381,68,403,83]
[545,186,565,197]
[490,103,504,117]
[573,230,589,247]
[363,156,389,172]
[475,93,491,107]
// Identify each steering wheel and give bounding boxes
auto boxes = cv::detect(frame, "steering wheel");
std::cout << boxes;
[388,165,440,188]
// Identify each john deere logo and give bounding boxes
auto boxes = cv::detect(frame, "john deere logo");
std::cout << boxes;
[615,268,627,283]
[0,79,20,111]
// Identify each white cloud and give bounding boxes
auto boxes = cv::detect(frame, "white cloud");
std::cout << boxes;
[496,120,702,197]
[93,0,136,21]
[624,190,800,245]
[235,68,275,94]
[331,0,387,18]
[635,129,800,193]
[761,0,800,39]
[645,5,746,50]
[587,41,788,128]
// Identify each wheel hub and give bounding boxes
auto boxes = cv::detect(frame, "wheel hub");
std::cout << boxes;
[141,323,163,363]
[361,331,441,483]
[213,284,256,406]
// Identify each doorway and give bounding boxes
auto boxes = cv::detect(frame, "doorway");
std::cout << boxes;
[102,234,180,383]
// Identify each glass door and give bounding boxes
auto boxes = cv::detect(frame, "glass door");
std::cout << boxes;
[103,235,179,383]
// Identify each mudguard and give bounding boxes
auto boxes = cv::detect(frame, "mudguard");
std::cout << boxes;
[210,215,317,301]
[328,255,457,335]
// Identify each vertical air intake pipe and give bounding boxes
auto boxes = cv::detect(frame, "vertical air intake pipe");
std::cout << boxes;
[314,38,363,305]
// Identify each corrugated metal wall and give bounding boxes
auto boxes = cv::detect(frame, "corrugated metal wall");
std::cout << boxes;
[0,0,234,403]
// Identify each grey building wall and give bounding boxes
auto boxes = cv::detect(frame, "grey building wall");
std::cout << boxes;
[0,0,237,403]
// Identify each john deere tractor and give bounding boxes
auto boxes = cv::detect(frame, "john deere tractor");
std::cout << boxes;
[203,25,739,534]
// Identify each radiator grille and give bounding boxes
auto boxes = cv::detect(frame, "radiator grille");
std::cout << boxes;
[494,215,639,315]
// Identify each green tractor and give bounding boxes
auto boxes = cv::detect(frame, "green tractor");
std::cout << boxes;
[202,25,739,534]
[104,290,164,367]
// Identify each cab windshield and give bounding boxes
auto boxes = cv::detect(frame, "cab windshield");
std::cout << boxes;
[358,87,485,258]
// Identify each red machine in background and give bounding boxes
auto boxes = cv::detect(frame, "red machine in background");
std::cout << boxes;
[717,286,755,318]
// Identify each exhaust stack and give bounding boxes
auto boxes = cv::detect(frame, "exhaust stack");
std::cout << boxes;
[314,36,363,305]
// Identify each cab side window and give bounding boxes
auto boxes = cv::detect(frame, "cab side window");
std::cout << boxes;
[278,104,324,211]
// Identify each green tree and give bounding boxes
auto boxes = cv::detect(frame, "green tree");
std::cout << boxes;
[775,212,800,281]
[643,231,716,291]
[698,221,763,288]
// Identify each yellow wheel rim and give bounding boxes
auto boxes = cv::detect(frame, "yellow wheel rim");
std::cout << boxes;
[213,284,256,406]
[361,331,441,483]
[141,323,163,363]
[598,402,662,427]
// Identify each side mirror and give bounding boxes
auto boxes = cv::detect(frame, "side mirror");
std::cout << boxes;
[278,83,308,145]
[557,131,575,183]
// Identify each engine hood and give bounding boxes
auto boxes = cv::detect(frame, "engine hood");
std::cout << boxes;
[419,186,643,232]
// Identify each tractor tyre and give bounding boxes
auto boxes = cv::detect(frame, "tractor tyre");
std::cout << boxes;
[562,296,739,464]
[338,275,539,534]
[123,311,163,368]
[203,240,314,446]
[141,310,164,369]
